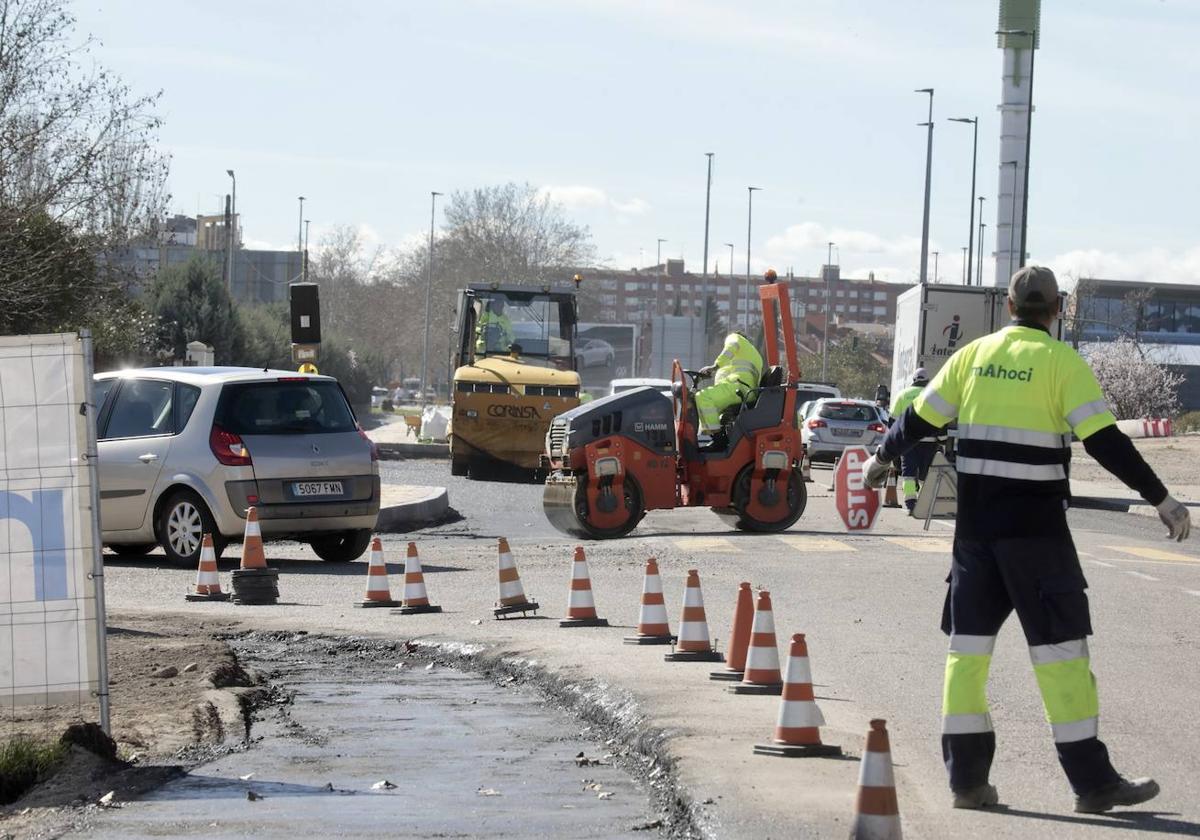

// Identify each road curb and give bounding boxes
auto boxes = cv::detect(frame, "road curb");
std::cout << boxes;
[376,486,450,532]
[376,442,449,460]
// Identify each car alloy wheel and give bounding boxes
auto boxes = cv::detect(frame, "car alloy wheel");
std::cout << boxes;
[167,498,204,559]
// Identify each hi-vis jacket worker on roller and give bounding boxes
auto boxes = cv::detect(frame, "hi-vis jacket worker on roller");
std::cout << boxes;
[863,266,1191,815]
[692,269,769,431]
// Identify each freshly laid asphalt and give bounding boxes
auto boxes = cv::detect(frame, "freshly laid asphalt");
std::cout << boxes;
[99,459,1200,838]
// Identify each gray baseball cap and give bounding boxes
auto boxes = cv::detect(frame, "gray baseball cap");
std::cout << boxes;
[1008,265,1058,309]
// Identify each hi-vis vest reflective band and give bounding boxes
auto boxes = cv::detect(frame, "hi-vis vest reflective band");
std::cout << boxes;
[912,325,1117,483]
[714,333,763,391]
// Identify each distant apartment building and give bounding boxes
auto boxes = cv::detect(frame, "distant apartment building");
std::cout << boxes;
[582,260,912,329]
[116,210,301,305]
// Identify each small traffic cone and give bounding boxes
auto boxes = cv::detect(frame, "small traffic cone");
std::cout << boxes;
[753,634,841,757]
[493,537,539,618]
[623,558,675,645]
[185,534,229,601]
[560,546,608,627]
[239,507,267,570]
[884,469,901,508]
[710,582,753,680]
[395,542,442,614]
[849,719,902,840]
[357,538,399,608]
[231,507,278,605]
[728,590,783,695]
[665,569,723,662]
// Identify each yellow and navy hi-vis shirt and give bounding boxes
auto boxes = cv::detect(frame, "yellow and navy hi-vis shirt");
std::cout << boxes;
[903,323,1117,537]
[713,333,763,392]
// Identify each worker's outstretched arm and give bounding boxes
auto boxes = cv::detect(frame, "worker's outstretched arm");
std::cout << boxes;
[878,406,943,463]
[1080,426,1166,506]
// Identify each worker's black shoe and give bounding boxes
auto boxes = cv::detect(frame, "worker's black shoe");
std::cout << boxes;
[952,783,999,810]
[1074,777,1160,814]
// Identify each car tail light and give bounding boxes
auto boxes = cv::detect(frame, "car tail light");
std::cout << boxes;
[357,423,379,462]
[867,422,887,434]
[807,419,827,430]
[210,424,252,466]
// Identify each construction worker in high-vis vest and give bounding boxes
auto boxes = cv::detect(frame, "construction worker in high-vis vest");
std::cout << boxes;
[890,368,939,511]
[693,330,763,432]
[862,266,1191,814]
[475,297,514,354]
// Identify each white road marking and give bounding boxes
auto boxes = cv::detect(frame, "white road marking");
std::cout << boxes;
[1124,571,1160,582]
[777,535,857,553]
[674,537,742,553]
[1184,590,1200,598]
[1077,551,1096,558]
[1087,560,1114,568]
[884,537,954,553]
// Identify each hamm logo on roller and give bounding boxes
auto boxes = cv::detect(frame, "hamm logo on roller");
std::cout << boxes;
[487,404,541,419]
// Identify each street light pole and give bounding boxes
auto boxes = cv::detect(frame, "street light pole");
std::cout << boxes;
[656,238,667,314]
[702,153,714,349]
[932,250,940,284]
[976,196,986,285]
[297,196,305,255]
[225,169,235,296]
[303,219,310,283]
[745,187,761,332]
[421,191,442,402]
[915,88,934,285]
[961,246,968,284]
[948,116,978,285]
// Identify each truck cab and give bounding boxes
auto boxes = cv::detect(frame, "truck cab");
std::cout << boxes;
[449,283,582,477]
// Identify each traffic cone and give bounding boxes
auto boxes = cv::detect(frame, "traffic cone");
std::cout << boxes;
[231,507,278,605]
[395,541,442,614]
[710,582,753,680]
[185,534,229,602]
[728,590,783,695]
[239,507,267,570]
[753,634,841,757]
[884,469,901,508]
[493,537,539,618]
[357,538,399,608]
[664,569,723,662]
[623,558,675,645]
[849,719,902,840]
[560,546,608,627]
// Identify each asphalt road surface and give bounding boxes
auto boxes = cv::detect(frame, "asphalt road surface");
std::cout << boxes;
[102,460,1200,838]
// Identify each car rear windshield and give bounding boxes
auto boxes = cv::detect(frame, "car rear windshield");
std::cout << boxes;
[216,380,356,435]
[797,388,837,404]
[818,403,878,422]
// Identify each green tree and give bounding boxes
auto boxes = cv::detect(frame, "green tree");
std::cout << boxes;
[149,256,245,363]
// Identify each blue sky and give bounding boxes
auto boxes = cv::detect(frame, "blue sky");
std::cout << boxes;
[76,1,1200,286]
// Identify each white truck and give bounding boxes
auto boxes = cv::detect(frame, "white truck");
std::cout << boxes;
[890,284,1065,399]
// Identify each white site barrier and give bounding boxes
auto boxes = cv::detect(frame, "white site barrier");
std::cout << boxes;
[420,404,452,442]
[1116,418,1173,439]
[0,332,108,730]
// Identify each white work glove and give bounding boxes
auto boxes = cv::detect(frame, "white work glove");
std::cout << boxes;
[862,452,892,489]
[1156,495,1191,542]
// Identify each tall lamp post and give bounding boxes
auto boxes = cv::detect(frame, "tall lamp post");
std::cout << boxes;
[915,88,934,284]
[303,219,310,283]
[655,238,667,313]
[701,153,714,352]
[932,250,940,284]
[976,196,986,285]
[821,241,835,381]
[421,191,442,401]
[723,242,735,325]
[961,246,968,284]
[744,186,761,332]
[225,169,236,296]
[297,196,305,255]
[948,116,979,285]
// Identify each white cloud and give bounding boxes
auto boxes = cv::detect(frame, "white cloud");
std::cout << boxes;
[539,184,650,217]
[1048,247,1200,287]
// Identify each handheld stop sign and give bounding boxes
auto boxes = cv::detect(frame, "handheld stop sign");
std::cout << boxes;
[834,446,881,532]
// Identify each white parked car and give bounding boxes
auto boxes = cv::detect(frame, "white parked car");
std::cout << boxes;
[94,367,380,565]
[575,338,615,369]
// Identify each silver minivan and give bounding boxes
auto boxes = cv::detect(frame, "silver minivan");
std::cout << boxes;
[94,367,380,565]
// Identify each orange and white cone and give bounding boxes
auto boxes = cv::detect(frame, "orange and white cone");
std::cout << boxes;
[711,582,754,680]
[665,569,723,662]
[754,634,841,757]
[623,558,674,645]
[493,537,539,618]
[358,537,398,608]
[884,469,901,508]
[728,590,783,695]
[560,546,608,627]
[239,507,267,570]
[395,541,442,614]
[185,534,229,602]
[850,719,902,839]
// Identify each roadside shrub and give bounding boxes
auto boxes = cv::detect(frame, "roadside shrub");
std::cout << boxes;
[0,737,66,805]
[1175,411,1200,434]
